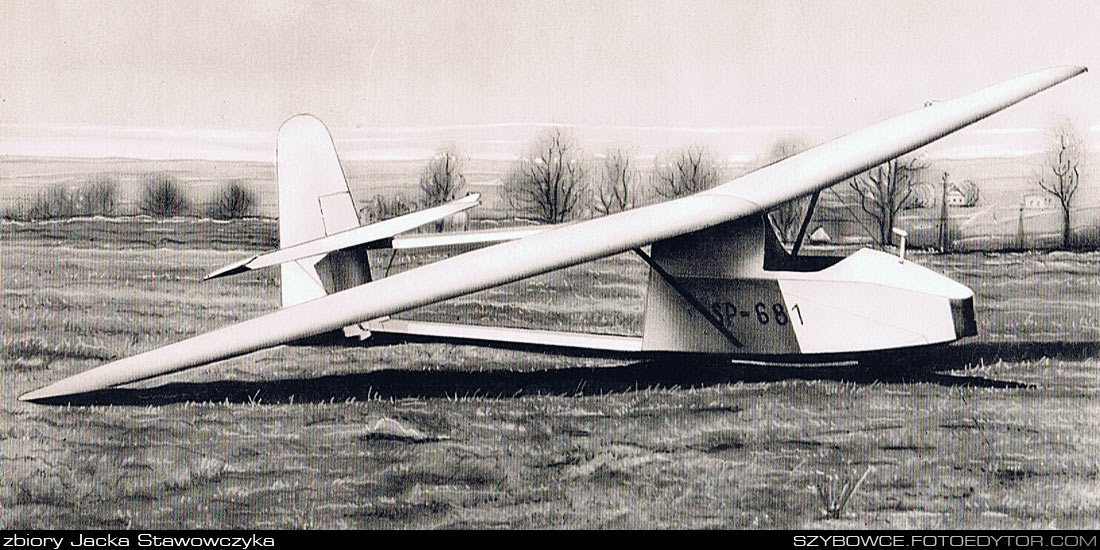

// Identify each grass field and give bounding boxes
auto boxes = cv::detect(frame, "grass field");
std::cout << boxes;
[1,218,1098,529]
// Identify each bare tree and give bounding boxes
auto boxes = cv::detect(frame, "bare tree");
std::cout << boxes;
[651,145,725,199]
[506,128,589,223]
[29,184,76,220]
[208,180,256,219]
[362,193,418,222]
[906,182,935,210]
[955,180,980,207]
[78,175,118,216]
[420,146,467,206]
[139,173,190,217]
[755,136,811,241]
[846,156,928,247]
[419,146,467,230]
[1036,118,1084,248]
[593,149,639,216]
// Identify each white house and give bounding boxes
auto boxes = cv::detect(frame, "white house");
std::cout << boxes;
[945,188,968,207]
[1022,193,1052,210]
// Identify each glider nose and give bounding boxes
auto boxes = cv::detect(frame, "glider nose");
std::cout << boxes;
[950,295,978,339]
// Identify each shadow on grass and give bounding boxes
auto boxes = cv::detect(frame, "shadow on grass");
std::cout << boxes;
[29,341,1096,406]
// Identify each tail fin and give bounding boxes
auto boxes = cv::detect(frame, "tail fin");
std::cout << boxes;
[276,114,369,307]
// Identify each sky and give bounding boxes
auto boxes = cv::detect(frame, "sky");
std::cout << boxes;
[1,0,1098,161]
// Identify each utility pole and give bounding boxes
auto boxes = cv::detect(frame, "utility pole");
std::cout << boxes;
[938,172,950,251]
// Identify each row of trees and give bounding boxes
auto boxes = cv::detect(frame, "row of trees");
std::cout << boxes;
[502,128,728,224]
[4,174,257,221]
[142,175,257,219]
[412,118,1086,249]
[416,128,937,247]
[411,129,730,225]
[15,175,119,220]
[10,119,1084,249]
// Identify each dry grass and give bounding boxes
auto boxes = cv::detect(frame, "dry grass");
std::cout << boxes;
[1,221,1099,529]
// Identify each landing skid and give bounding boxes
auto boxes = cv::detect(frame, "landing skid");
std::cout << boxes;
[290,320,954,368]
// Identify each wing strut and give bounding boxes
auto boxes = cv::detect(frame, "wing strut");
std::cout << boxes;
[790,190,821,256]
[632,248,744,349]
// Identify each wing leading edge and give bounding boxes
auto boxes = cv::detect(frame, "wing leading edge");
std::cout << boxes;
[20,65,1086,401]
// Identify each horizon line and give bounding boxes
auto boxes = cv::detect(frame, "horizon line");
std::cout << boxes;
[0,148,1071,165]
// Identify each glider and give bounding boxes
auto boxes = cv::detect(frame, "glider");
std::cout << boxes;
[20,65,1087,402]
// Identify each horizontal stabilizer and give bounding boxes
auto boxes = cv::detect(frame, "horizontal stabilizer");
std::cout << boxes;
[205,193,480,280]
[204,256,257,280]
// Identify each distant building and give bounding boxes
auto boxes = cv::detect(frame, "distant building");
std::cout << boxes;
[945,188,967,207]
[1022,193,1052,210]
[945,181,979,208]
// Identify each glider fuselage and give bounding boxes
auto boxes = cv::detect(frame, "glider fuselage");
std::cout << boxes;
[639,214,977,355]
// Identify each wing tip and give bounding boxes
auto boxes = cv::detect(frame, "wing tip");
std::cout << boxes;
[1053,64,1088,79]
[203,255,257,281]
[19,386,55,403]
[19,374,106,404]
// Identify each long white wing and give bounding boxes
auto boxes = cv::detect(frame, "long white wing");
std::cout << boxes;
[20,65,1086,401]
[391,226,551,250]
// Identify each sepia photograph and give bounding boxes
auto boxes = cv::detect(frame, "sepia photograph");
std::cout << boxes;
[2,0,1098,531]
